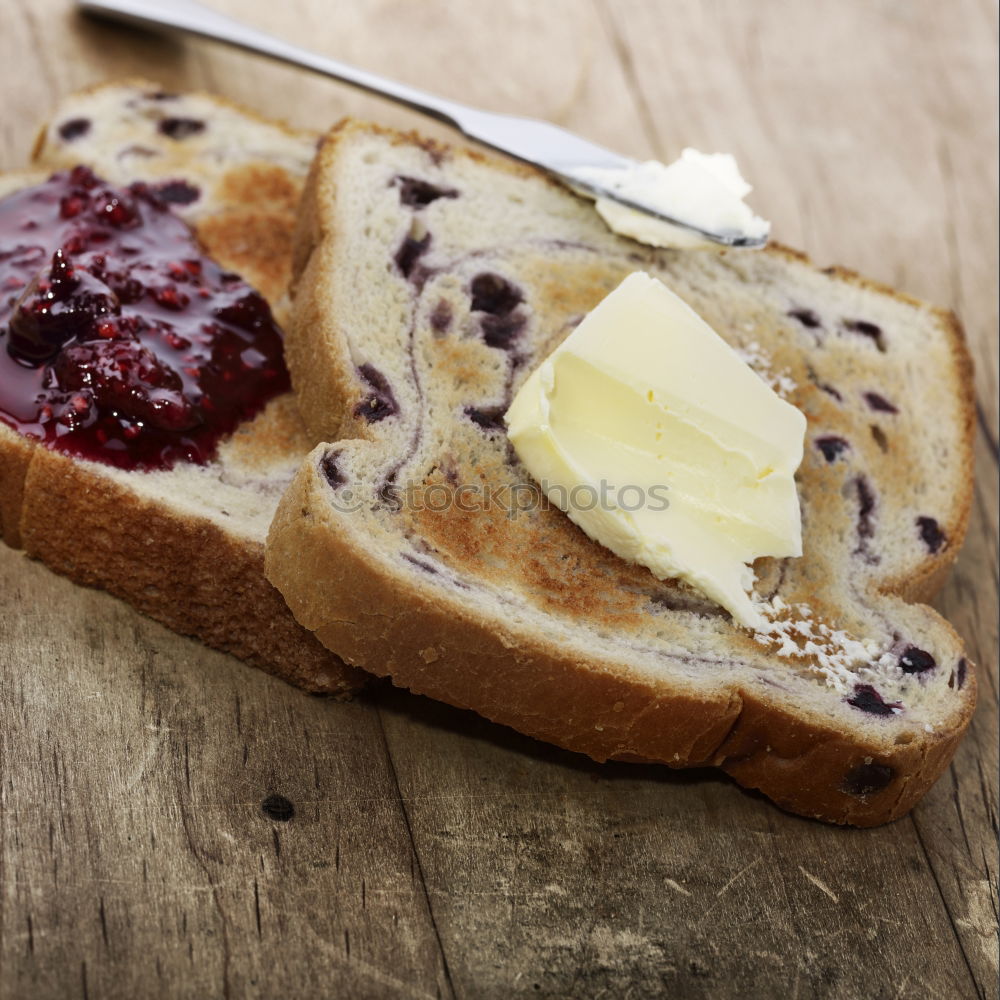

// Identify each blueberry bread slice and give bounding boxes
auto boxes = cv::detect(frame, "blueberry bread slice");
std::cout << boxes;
[0,81,362,695]
[266,120,975,822]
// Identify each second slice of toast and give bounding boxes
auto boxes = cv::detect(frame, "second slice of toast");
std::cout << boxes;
[1,82,362,695]
[266,121,976,823]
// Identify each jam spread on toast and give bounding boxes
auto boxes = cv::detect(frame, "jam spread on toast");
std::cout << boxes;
[0,166,289,470]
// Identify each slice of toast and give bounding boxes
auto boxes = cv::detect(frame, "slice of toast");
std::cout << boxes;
[0,81,362,695]
[265,120,976,825]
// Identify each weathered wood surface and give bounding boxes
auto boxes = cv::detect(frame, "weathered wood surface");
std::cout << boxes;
[0,1,996,997]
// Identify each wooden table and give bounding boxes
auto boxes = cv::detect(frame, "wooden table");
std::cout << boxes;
[1,2,996,997]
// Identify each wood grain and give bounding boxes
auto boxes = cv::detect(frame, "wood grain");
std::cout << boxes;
[0,1,996,997]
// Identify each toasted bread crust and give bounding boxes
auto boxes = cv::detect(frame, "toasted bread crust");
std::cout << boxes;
[0,428,33,549]
[267,450,975,825]
[1,405,362,695]
[17,444,361,693]
[1,398,362,696]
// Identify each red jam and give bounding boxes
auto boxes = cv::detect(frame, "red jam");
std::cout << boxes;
[0,166,290,470]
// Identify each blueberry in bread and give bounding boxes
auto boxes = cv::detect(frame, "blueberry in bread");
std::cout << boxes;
[0,82,362,695]
[265,120,976,824]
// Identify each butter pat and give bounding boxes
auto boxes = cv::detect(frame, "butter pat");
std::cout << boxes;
[575,149,770,249]
[505,272,805,629]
